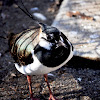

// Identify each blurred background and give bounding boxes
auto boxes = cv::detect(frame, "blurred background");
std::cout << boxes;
[0,0,100,100]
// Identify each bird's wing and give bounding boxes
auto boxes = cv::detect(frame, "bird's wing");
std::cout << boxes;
[9,26,42,65]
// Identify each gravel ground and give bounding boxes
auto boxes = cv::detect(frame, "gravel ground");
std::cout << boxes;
[0,0,100,100]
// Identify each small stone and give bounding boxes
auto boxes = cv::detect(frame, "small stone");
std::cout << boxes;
[1,13,6,19]
[80,96,91,100]
[33,83,40,88]
[10,73,16,78]
[94,16,100,20]
[48,73,55,77]
[90,34,99,39]
[30,7,39,11]
[33,13,47,21]
[77,77,82,82]
[8,62,11,64]
[48,73,55,81]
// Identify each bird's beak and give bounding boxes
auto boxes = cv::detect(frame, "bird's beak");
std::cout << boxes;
[39,23,47,32]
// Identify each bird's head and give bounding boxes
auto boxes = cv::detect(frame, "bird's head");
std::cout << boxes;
[39,23,61,43]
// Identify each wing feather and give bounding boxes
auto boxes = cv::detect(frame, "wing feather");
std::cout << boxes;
[9,27,41,65]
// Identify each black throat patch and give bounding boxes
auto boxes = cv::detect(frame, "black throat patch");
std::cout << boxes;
[34,44,70,67]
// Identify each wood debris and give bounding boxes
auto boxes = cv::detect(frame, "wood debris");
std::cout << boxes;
[66,11,95,21]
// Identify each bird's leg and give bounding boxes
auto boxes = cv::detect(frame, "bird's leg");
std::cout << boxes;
[44,74,58,100]
[27,75,33,98]
[27,75,39,100]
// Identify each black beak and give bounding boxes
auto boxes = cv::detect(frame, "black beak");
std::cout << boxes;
[39,23,47,32]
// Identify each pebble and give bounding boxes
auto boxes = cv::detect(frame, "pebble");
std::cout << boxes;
[48,73,55,81]
[30,7,39,11]
[1,13,6,19]
[90,34,99,39]
[93,16,100,20]
[77,77,82,82]
[10,73,16,78]
[48,73,55,77]
[8,62,11,64]
[33,13,47,21]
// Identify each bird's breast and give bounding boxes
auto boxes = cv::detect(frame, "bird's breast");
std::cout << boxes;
[34,41,71,67]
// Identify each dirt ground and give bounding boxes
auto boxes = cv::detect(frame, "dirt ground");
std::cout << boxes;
[0,0,100,100]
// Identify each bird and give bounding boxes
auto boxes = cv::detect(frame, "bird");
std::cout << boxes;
[8,1,74,100]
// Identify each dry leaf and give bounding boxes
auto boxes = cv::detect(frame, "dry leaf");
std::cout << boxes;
[66,11,95,21]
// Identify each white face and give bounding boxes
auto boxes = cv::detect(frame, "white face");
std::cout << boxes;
[39,32,53,50]
[39,39,52,50]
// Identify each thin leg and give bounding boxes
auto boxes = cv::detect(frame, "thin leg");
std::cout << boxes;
[27,75,39,100]
[44,74,58,100]
[27,75,33,98]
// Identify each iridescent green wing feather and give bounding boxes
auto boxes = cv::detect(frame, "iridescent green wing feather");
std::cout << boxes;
[9,27,41,65]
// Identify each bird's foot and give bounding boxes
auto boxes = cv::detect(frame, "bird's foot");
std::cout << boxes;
[49,95,59,100]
